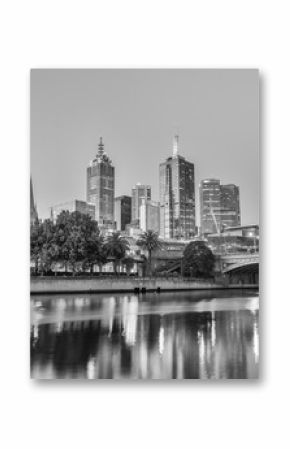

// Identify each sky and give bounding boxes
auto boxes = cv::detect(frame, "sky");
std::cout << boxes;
[31,69,259,225]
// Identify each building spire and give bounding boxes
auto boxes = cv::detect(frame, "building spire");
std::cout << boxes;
[173,134,179,157]
[30,176,38,224]
[97,136,104,156]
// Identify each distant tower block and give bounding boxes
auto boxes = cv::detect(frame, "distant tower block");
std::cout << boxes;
[86,137,115,225]
[115,195,132,231]
[159,135,196,240]
[199,179,241,235]
[131,183,151,223]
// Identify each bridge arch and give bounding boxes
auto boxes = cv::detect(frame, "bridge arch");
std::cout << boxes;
[223,262,259,285]
[223,261,259,273]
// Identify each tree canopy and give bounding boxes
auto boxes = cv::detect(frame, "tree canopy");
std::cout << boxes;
[182,241,215,278]
[30,211,104,274]
[104,232,130,274]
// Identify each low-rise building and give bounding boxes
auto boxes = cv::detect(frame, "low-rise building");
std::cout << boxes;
[50,200,95,223]
[206,225,259,255]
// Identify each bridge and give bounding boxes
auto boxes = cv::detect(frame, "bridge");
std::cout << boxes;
[218,253,259,285]
[153,252,259,285]
[219,253,259,273]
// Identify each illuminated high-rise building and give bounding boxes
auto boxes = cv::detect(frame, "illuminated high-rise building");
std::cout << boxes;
[159,135,196,239]
[199,179,222,234]
[86,137,115,226]
[220,184,241,228]
[199,179,241,234]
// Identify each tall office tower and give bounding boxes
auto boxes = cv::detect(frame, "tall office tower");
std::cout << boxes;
[86,137,115,226]
[220,184,241,228]
[159,135,196,240]
[30,177,38,224]
[50,200,95,223]
[131,183,151,224]
[140,199,160,234]
[115,195,132,231]
[199,179,222,234]
[199,180,241,234]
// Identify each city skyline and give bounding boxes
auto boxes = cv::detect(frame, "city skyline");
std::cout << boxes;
[45,138,241,237]
[31,69,259,225]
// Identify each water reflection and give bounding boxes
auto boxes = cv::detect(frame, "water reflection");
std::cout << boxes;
[31,290,259,379]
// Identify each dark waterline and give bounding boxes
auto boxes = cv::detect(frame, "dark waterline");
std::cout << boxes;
[30,289,259,380]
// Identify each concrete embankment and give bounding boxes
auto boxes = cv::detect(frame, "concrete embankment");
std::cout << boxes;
[30,276,258,294]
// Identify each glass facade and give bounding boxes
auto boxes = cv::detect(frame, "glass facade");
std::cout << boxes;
[140,200,160,234]
[131,183,151,223]
[115,195,132,231]
[199,179,240,235]
[220,184,241,228]
[159,137,196,239]
[199,179,222,234]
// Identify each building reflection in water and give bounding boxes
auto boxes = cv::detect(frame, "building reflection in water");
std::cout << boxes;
[30,291,259,379]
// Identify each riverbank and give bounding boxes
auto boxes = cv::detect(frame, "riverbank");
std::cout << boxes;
[31,276,258,294]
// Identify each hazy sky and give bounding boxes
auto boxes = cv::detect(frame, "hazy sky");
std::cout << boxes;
[31,69,259,225]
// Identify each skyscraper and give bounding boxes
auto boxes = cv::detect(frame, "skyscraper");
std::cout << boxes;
[86,137,115,226]
[131,183,151,224]
[159,135,196,240]
[220,184,241,228]
[199,179,241,234]
[199,179,222,234]
[115,195,132,231]
[30,177,38,224]
[140,199,160,234]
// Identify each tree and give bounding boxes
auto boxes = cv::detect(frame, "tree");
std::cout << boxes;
[137,230,162,276]
[30,211,103,275]
[30,219,43,274]
[182,241,215,278]
[82,233,107,274]
[104,232,129,274]
[54,211,88,274]
[121,256,135,276]
[30,219,59,275]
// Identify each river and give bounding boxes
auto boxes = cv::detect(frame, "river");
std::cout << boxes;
[30,289,259,380]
